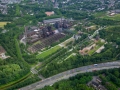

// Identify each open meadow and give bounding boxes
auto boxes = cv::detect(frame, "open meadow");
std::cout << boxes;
[36,45,61,59]
[0,22,9,28]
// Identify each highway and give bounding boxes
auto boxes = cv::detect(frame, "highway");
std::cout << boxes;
[19,61,120,90]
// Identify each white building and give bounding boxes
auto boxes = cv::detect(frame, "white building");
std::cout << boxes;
[0,46,6,59]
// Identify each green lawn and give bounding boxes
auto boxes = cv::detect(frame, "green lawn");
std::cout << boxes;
[36,45,61,59]
[93,11,106,17]
[33,41,41,45]
[64,53,76,61]
[0,22,9,28]
[61,37,74,46]
[102,14,120,21]
[88,45,100,55]
[94,11,120,21]
[88,41,105,56]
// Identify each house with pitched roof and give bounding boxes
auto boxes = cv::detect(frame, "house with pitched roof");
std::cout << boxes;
[0,46,6,59]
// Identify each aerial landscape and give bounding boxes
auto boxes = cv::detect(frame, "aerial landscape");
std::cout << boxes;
[0,0,120,90]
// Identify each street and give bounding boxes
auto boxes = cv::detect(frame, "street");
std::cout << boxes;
[19,60,120,90]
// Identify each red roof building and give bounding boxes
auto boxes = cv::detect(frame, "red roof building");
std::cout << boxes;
[45,11,54,16]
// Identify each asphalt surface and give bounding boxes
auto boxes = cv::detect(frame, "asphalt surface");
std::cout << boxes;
[19,61,120,90]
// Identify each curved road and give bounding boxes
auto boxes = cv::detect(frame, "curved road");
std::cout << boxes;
[19,61,120,90]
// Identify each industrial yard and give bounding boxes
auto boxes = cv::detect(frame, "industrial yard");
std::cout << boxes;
[20,18,74,53]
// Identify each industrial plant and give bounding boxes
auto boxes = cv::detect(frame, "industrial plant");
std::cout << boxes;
[19,18,74,53]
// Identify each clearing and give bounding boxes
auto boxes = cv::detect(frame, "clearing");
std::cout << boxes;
[102,14,120,21]
[36,45,61,59]
[0,22,9,28]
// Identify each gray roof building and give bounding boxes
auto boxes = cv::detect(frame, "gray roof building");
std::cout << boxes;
[43,18,65,24]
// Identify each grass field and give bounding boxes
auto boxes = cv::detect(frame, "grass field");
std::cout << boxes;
[0,22,9,28]
[93,11,106,17]
[88,40,105,55]
[88,45,101,55]
[33,41,41,45]
[106,25,115,30]
[88,25,97,30]
[64,53,76,61]
[36,45,61,59]
[93,11,120,21]
[60,37,75,46]
[102,14,120,21]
